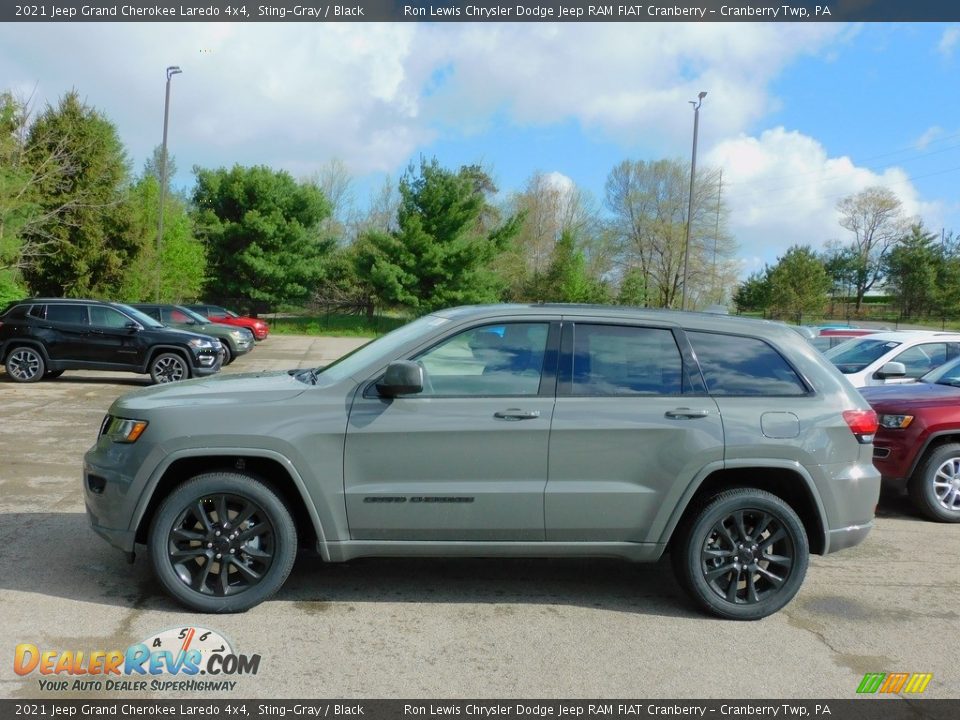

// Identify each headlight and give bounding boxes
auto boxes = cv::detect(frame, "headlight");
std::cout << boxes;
[878,414,914,429]
[102,416,148,443]
[229,330,243,339]
[188,337,219,349]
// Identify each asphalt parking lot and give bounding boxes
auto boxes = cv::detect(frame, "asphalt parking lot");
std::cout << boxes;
[1,334,958,700]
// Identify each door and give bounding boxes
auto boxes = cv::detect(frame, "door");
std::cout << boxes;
[42,304,92,362]
[546,321,724,542]
[85,305,144,368]
[343,320,559,541]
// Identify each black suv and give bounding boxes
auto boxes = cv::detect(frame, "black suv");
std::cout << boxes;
[0,298,224,384]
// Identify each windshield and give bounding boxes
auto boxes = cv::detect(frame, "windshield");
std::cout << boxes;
[921,356,960,386]
[225,309,240,318]
[178,306,212,325]
[306,314,450,385]
[115,304,164,329]
[824,338,901,374]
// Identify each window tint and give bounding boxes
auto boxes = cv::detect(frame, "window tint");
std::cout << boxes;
[46,304,88,324]
[414,323,549,396]
[893,343,960,379]
[688,332,808,396]
[3,305,28,320]
[89,306,130,328]
[571,324,684,396]
[824,338,901,374]
[27,305,45,319]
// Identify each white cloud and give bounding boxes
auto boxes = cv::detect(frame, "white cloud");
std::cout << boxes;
[705,128,940,269]
[914,126,944,150]
[938,26,960,58]
[0,22,849,184]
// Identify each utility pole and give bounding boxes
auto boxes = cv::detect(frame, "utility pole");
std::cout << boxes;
[681,91,706,311]
[156,65,182,302]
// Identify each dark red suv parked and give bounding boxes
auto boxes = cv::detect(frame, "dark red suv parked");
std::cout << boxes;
[861,357,960,522]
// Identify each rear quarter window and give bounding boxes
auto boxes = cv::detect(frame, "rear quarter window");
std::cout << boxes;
[687,331,809,396]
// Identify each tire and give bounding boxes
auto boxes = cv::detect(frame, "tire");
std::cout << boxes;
[672,488,809,620]
[5,346,46,383]
[149,352,190,384]
[148,472,298,613]
[908,443,960,522]
[44,370,65,380]
[221,343,233,366]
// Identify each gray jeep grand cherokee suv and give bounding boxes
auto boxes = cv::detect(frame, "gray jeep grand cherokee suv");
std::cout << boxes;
[84,305,881,619]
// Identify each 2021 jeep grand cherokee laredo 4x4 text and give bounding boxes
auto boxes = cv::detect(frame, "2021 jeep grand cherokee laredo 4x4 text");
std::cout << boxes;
[84,305,881,619]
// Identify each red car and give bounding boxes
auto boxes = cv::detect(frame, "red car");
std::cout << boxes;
[860,357,960,522]
[187,304,269,341]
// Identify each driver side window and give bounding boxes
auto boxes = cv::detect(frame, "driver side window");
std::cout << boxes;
[414,323,549,396]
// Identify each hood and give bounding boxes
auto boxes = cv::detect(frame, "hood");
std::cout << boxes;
[860,381,960,410]
[112,371,309,412]
[151,325,223,343]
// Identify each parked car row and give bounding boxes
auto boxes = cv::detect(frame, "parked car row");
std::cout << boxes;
[0,298,268,384]
[794,325,960,522]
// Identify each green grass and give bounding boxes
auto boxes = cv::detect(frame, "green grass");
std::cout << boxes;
[266,313,409,337]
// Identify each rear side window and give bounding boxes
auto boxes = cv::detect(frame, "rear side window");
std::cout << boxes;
[687,332,808,396]
[571,324,685,396]
[3,304,29,320]
[46,304,88,324]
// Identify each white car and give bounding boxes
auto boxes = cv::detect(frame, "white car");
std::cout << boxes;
[824,331,960,387]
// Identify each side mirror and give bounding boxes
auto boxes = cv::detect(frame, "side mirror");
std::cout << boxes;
[875,361,906,380]
[124,321,141,331]
[376,361,424,397]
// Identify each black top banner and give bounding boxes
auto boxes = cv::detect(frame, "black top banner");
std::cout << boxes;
[4,0,960,23]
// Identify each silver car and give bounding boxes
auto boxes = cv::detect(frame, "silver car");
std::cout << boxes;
[83,305,881,619]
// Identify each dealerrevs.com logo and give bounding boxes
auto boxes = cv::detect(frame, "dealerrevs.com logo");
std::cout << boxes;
[14,627,260,692]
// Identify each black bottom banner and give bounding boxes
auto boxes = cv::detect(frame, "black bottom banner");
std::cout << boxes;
[1,700,959,720]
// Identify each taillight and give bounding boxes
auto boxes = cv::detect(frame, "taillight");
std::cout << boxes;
[843,409,878,444]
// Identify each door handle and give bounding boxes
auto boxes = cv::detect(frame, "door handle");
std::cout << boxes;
[665,408,709,419]
[494,409,541,421]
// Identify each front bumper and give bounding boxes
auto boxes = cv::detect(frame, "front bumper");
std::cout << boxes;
[191,347,223,376]
[82,435,165,554]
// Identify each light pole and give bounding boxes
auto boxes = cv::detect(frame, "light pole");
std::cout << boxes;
[156,65,182,302]
[680,90,706,311]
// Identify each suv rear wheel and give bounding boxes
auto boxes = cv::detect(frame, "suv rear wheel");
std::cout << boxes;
[148,472,297,613]
[150,352,189,384]
[5,346,46,383]
[909,444,960,522]
[673,488,809,620]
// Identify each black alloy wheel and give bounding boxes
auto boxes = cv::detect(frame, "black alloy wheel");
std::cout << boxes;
[673,488,808,620]
[149,472,297,612]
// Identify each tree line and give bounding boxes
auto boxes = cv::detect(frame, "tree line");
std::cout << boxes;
[733,186,958,321]
[1,89,744,316]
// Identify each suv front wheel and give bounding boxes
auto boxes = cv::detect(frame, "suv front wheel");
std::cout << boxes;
[5,346,46,383]
[909,444,960,522]
[150,352,189,384]
[673,488,809,620]
[148,472,298,613]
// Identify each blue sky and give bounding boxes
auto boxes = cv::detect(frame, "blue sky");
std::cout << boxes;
[2,21,959,275]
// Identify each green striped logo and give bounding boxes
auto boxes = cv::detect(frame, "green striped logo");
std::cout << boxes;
[857,673,932,694]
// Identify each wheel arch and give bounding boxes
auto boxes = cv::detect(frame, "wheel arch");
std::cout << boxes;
[132,449,327,557]
[2,339,50,363]
[662,462,829,556]
[142,345,193,373]
[906,432,960,479]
